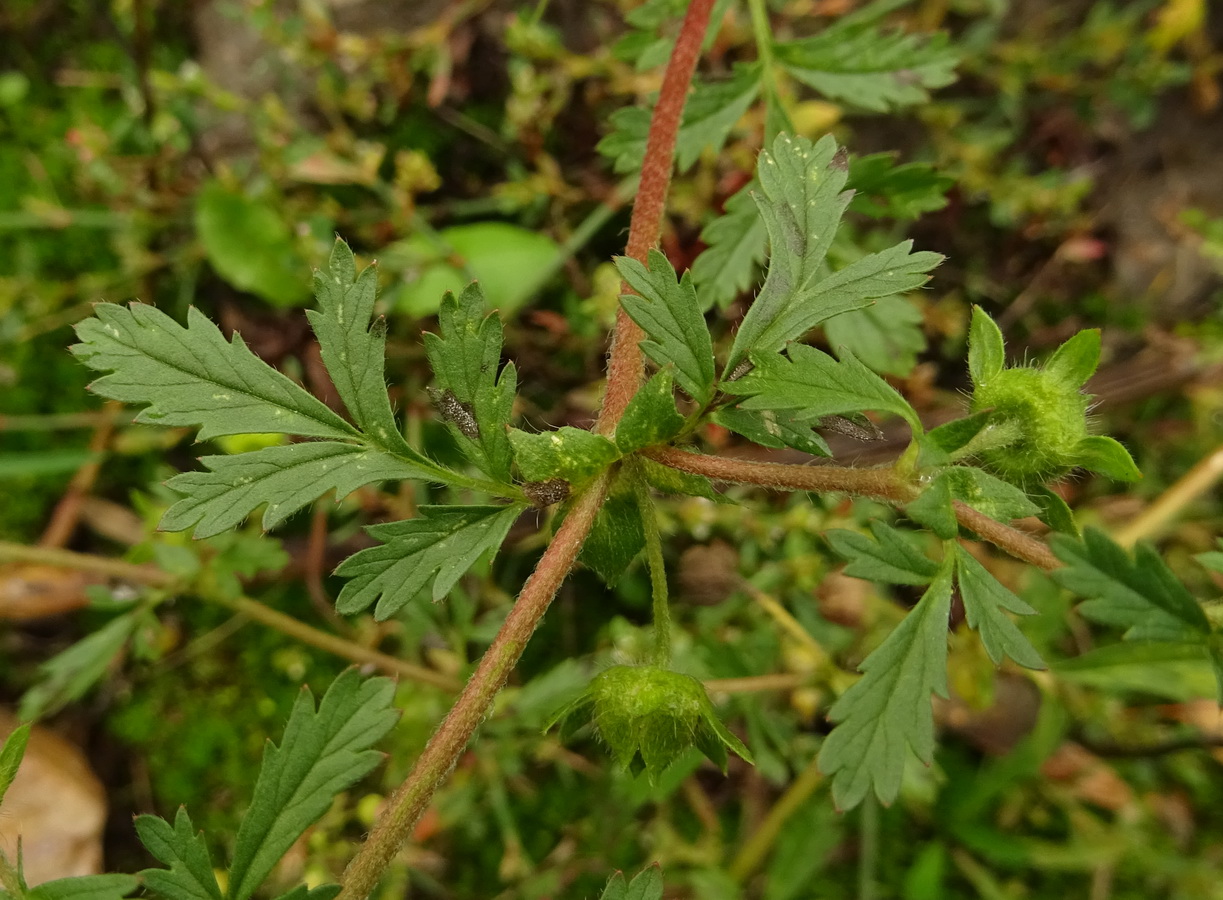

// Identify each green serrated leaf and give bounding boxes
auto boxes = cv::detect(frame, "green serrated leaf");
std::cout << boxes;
[967,306,1005,388]
[136,808,223,900]
[1030,485,1079,535]
[72,303,358,441]
[160,443,432,539]
[615,370,685,454]
[723,134,850,374]
[640,457,721,500]
[906,475,956,539]
[846,153,954,220]
[20,612,138,721]
[623,865,665,900]
[599,66,760,174]
[1052,530,1211,642]
[954,548,1045,669]
[616,250,716,407]
[691,181,767,311]
[940,466,1040,522]
[1053,641,1220,702]
[335,505,523,619]
[579,491,646,586]
[825,295,926,377]
[1074,435,1141,482]
[27,876,141,900]
[422,283,518,482]
[728,344,921,434]
[826,522,938,584]
[1045,329,1101,386]
[226,670,398,900]
[819,565,953,809]
[306,239,426,463]
[509,427,621,484]
[711,406,832,458]
[0,723,30,807]
[775,23,958,112]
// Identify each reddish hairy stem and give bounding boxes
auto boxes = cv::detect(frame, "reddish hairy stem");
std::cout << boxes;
[337,475,611,900]
[338,6,718,893]
[596,0,717,435]
[643,447,1062,572]
[642,445,919,503]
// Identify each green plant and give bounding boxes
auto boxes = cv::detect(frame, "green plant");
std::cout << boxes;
[3,2,1222,899]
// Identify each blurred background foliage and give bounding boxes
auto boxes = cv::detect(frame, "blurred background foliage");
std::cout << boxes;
[2,0,1223,897]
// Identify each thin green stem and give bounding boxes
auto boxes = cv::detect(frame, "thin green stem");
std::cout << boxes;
[728,752,825,882]
[630,459,671,665]
[336,471,613,900]
[858,794,879,900]
[0,541,461,689]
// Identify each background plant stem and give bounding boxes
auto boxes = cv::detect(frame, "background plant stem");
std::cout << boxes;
[630,459,671,665]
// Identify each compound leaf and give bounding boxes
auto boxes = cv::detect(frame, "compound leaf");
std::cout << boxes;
[846,153,954,220]
[723,134,851,374]
[1052,530,1211,642]
[691,181,767,311]
[599,66,760,174]
[307,239,427,463]
[727,343,921,434]
[72,303,357,442]
[335,505,523,619]
[954,547,1045,669]
[824,295,926,377]
[227,670,398,900]
[20,612,139,721]
[819,565,953,809]
[775,22,958,112]
[616,250,716,407]
[826,521,939,585]
[161,443,433,539]
[422,283,517,482]
[136,808,223,900]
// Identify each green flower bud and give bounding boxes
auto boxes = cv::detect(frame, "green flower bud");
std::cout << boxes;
[546,665,753,783]
[966,307,1139,486]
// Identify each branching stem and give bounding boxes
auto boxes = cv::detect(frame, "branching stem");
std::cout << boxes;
[641,447,1061,571]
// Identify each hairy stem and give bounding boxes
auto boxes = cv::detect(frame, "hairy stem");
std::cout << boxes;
[596,0,717,435]
[336,473,611,900]
[641,447,1062,571]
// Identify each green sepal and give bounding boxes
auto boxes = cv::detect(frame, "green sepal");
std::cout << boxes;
[917,410,993,467]
[1044,328,1101,386]
[906,475,957,539]
[1074,435,1141,482]
[940,466,1040,522]
[967,306,1005,388]
[615,369,685,454]
[509,426,621,484]
[825,521,939,585]
[1030,485,1079,535]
